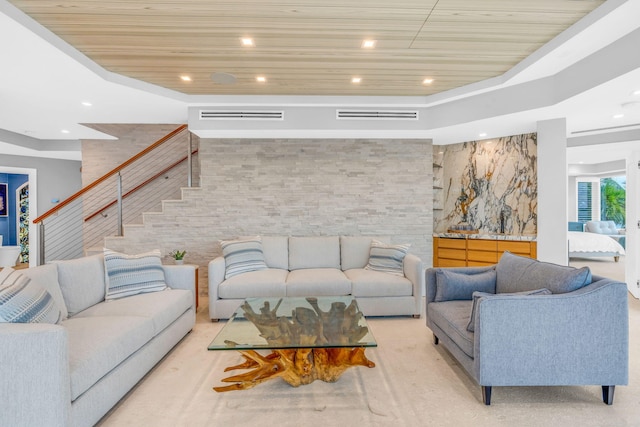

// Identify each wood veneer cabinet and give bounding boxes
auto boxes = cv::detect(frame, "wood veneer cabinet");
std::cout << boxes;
[433,236,537,267]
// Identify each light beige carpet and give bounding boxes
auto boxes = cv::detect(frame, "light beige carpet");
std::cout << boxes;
[98,259,639,427]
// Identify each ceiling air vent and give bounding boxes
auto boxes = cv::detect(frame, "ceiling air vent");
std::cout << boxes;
[336,110,419,120]
[199,110,284,120]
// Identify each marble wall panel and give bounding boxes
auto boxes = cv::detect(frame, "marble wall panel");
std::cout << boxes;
[434,133,537,235]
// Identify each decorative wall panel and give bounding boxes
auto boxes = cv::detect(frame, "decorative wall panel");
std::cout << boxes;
[434,133,537,235]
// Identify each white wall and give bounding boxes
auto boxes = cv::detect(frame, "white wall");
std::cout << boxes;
[537,118,568,265]
[626,151,639,297]
[0,154,81,265]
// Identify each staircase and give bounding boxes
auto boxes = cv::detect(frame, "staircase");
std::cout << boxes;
[33,125,198,263]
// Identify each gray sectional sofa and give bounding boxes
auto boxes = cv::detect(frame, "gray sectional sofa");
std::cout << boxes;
[426,252,628,405]
[0,253,197,427]
[208,236,424,320]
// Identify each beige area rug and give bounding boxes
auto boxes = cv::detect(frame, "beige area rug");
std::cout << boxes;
[99,260,639,427]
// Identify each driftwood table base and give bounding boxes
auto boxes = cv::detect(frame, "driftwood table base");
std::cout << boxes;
[214,347,375,392]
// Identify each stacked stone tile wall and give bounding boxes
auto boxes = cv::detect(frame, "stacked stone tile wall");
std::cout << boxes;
[104,137,434,296]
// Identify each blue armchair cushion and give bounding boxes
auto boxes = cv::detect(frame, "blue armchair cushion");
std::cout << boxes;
[496,252,591,294]
[466,287,551,332]
[434,268,496,302]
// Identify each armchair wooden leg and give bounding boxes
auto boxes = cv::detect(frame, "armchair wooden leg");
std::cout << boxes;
[482,386,492,405]
[433,334,439,345]
[602,386,615,405]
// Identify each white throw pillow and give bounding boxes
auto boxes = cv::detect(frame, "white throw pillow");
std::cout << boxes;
[104,249,167,300]
[221,236,268,279]
[0,268,62,324]
[365,240,410,276]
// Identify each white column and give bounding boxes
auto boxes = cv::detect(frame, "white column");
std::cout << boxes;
[537,118,568,265]
[626,151,639,298]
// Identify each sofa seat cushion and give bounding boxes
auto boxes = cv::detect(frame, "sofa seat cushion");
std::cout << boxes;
[63,315,155,401]
[73,289,192,336]
[219,268,287,299]
[285,268,351,297]
[346,269,412,297]
[428,301,474,358]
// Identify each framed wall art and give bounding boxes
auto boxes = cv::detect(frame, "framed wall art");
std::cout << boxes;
[0,183,7,217]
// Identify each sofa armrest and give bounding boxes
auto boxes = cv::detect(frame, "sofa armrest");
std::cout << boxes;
[163,264,197,308]
[403,253,424,296]
[0,323,70,427]
[208,257,226,317]
[474,278,628,386]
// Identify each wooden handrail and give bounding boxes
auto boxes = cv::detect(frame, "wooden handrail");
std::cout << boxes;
[83,149,198,222]
[34,124,188,224]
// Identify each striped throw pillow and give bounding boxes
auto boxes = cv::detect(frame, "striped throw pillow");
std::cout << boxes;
[365,240,410,276]
[221,236,268,279]
[104,249,167,300]
[0,268,62,324]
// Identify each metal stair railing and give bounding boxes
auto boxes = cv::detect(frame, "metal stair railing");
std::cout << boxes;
[33,125,197,263]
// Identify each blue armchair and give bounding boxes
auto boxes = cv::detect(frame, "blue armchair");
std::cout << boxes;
[425,252,629,405]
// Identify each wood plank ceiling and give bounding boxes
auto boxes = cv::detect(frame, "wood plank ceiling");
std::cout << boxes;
[9,0,605,96]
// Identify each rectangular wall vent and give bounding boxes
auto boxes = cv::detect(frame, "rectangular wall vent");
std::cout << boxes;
[571,122,640,135]
[199,110,284,120]
[336,110,419,120]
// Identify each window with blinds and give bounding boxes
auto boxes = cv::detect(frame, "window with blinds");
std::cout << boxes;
[577,182,592,222]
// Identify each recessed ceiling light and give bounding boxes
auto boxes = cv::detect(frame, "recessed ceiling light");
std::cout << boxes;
[479,132,487,137]
[423,78,434,85]
[256,76,266,83]
[351,77,362,84]
[61,129,70,134]
[613,113,624,119]
[241,38,254,47]
[633,89,640,96]
[362,40,376,49]
[81,101,92,107]
[180,75,192,82]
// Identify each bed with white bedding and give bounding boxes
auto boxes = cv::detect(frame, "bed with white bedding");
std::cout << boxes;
[568,231,626,262]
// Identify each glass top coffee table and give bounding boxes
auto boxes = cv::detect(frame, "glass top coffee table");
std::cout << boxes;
[208,296,377,392]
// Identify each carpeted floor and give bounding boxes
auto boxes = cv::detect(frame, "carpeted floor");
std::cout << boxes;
[98,258,639,427]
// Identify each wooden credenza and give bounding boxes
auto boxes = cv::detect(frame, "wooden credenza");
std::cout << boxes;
[433,236,537,267]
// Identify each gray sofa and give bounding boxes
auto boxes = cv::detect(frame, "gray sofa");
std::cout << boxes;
[209,236,424,320]
[0,253,196,427]
[426,251,628,405]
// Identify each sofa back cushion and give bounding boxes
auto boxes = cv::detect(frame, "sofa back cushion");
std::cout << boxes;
[496,251,592,294]
[288,236,340,270]
[21,263,69,320]
[52,253,106,316]
[261,236,289,270]
[340,236,389,270]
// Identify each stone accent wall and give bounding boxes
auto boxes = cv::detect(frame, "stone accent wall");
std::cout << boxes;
[434,133,537,235]
[105,138,433,296]
[80,124,200,250]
